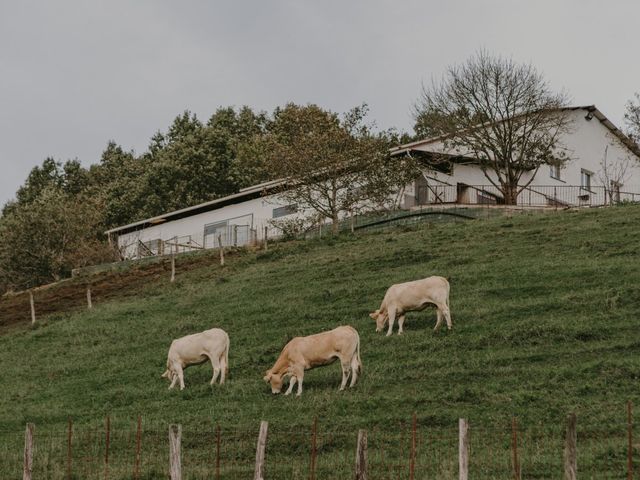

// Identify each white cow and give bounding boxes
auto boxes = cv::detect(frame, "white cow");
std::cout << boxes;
[370,276,451,336]
[161,327,229,390]
[263,326,362,397]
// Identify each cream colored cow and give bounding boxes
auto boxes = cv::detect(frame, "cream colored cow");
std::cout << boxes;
[370,276,451,336]
[162,328,229,390]
[263,326,362,397]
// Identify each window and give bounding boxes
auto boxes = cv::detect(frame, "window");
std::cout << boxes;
[581,169,592,190]
[272,204,298,218]
[550,164,561,180]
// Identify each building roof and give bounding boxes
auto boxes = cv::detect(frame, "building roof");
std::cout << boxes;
[389,105,640,159]
[105,178,286,235]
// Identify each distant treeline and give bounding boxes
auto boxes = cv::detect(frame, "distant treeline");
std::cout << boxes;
[0,104,411,293]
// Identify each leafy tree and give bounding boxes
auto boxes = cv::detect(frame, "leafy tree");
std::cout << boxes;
[263,103,418,233]
[414,50,571,204]
[0,188,115,290]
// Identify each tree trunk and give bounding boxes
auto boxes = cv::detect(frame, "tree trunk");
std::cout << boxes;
[331,212,340,234]
[501,183,519,205]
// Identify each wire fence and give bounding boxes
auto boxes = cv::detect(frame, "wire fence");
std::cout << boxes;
[7,405,640,479]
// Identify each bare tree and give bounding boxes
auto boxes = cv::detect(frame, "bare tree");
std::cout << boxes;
[415,50,572,204]
[598,145,631,205]
[624,93,640,144]
[264,104,419,233]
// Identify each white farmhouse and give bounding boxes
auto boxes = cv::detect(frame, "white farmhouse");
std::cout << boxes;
[107,105,640,260]
[394,106,640,208]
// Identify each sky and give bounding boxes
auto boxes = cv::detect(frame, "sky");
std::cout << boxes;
[1,0,638,207]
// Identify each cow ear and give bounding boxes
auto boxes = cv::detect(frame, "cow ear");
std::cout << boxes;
[263,372,272,383]
[369,311,378,320]
[161,370,169,378]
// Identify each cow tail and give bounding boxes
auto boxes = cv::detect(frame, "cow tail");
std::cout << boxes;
[223,334,230,374]
[356,332,362,374]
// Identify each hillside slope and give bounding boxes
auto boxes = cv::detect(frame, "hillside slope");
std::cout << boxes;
[1,206,640,477]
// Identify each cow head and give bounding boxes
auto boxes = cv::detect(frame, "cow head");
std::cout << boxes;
[263,370,284,394]
[369,310,388,332]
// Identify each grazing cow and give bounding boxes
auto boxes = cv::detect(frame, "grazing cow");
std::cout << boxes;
[370,276,451,336]
[263,326,362,397]
[161,328,229,390]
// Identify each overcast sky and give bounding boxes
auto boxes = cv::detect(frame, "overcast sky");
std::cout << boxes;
[1,0,638,207]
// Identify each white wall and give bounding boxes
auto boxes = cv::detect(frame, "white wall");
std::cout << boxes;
[116,194,298,258]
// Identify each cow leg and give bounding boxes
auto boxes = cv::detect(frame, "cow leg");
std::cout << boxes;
[339,360,351,391]
[168,372,178,390]
[386,305,397,337]
[284,376,297,396]
[349,353,359,387]
[296,370,304,397]
[172,364,185,390]
[434,308,443,331]
[443,303,452,330]
[209,355,221,385]
[397,315,406,335]
[219,353,227,385]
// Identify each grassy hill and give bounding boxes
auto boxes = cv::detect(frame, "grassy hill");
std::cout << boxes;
[2,205,640,478]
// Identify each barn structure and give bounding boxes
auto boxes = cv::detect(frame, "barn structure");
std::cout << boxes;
[107,105,640,260]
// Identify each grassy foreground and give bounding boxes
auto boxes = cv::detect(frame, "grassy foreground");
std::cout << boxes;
[1,205,640,478]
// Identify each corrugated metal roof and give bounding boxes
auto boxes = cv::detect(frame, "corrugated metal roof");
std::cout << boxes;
[105,178,287,235]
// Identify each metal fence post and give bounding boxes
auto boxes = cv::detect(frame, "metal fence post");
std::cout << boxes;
[67,417,73,480]
[409,413,417,480]
[628,401,633,480]
[134,415,142,480]
[310,416,318,480]
[104,416,110,480]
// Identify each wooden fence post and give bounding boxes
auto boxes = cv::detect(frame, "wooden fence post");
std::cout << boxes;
[409,413,416,480]
[355,429,368,480]
[234,225,238,247]
[29,291,36,324]
[511,417,520,480]
[170,253,176,283]
[169,424,181,480]
[67,417,73,480]
[218,235,225,266]
[310,416,318,480]
[254,421,268,480]
[564,413,577,480]
[86,285,93,310]
[104,416,110,480]
[350,210,355,233]
[23,423,34,480]
[263,227,268,251]
[134,415,142,480]
[627,401,633,480]
[459,418,469,480]
[216,424,221,480]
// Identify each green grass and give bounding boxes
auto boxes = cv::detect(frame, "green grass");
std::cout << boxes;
[2,205,640,478]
